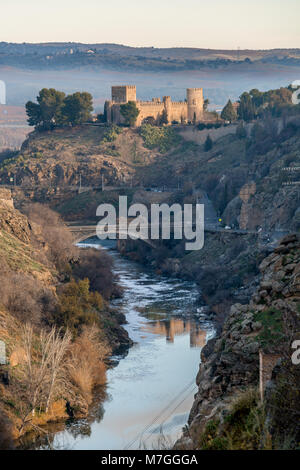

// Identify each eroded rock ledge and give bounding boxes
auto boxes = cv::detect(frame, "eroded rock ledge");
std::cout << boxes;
[176,234,300,449]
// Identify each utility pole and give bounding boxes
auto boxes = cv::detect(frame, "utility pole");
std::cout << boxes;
[102,174,104,191]
[79,173,82,193]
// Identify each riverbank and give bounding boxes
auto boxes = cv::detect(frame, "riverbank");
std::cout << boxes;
[0,197,132,448]
[21,240,214,450]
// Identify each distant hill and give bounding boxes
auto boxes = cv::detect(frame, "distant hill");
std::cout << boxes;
[0,42,300,71]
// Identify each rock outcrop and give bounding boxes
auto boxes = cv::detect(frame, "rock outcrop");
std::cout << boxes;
[177,234,300,449]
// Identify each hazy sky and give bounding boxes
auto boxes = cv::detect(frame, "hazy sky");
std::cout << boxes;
[1,0,300,49]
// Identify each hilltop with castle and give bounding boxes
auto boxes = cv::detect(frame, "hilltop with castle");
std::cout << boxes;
[104,85,204,126]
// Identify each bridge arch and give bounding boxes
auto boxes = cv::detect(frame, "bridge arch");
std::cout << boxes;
[68,225,157,248]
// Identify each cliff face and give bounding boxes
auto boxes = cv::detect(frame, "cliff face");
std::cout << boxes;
[0,126,154,195]
[177,234,300,450]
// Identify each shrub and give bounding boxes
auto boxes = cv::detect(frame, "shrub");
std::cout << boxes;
[0,270,56,325]
[72,248,122,299]
[223,388,267,450]
[198,388,267,450]
[204,134,213,151]
[54,278,104,336]
[67,325,109,406]
[228,387,258,419]
[140,124,181,153]
[24,203,78,270]
[101,125,122,143]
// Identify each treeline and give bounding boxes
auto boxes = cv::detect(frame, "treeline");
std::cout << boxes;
[26,88,93,130]
[221,86,299,123]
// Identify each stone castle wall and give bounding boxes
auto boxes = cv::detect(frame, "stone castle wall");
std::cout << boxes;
[111,85,136,103]
[105,85,204,126]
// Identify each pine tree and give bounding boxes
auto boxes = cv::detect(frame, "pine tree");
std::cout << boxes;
[25,88,65,130]
[221,99,237,122]
[204,134,213,151]
[160,108,169,125]
[238,93,255,121]
[120,101,140,127]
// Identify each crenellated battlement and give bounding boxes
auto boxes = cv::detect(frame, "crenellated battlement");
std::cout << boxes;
[105,85,204,126]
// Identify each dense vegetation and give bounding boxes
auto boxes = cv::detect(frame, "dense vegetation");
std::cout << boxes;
[219,86,298,123]
[140,124,181,153]
[237,86,295,121]
[120,101,140,127]
[26,88,93,130]
[197,389,269,450]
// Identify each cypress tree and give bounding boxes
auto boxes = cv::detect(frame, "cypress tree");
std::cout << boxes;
[221,99,237,122]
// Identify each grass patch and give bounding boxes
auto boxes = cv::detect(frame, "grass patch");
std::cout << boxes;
[0,230,46,274]
[198,388,270,450]
[253,307,284,347]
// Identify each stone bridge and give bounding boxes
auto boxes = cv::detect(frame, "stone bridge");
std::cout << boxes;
[67,221,281,251]
[67,223,157,248]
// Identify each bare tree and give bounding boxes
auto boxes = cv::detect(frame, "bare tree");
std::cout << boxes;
[18,324,71,431]
[45,327,71,413]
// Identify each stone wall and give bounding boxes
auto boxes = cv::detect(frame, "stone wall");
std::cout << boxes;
[135,100,188,126]
[105,85,204,126]
[111,85,136,103]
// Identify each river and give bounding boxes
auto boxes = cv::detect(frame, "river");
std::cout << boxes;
[36,240,214,450]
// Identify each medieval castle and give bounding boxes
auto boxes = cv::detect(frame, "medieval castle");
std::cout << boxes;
[104,85,204,126]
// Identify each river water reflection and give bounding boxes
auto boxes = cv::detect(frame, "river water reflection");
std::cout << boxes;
[45,241,214,450]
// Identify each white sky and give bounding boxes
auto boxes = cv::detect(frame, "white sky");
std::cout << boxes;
[1,0,300,49]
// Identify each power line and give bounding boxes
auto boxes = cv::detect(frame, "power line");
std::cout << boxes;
[123,379,195,449]
[123,379,197,450]
[142,385,198,448]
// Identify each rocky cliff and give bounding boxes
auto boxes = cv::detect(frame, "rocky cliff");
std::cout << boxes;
[176,234,300,450]
[2,116,300,234]
[0,126,154,196]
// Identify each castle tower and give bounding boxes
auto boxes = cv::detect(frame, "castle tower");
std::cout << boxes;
[111,85,136,103]
[187,88,204,122]
[163,96,171,122]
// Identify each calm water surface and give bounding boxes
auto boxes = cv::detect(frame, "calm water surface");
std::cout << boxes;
[50,241,214,450]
